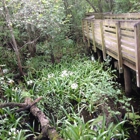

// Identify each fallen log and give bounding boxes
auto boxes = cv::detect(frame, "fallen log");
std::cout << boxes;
[0,97,63,140]
[25,97,63,140]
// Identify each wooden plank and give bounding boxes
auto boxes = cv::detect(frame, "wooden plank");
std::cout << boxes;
[116,22,123,73]
[106,50,118,60]
[94,24,101,27]
[134,23,140,87]
[121,36,135,42]
[120,21,136,30]
[123,60,136,71]
[94,21,100,24]
[91,21,96,52]
[104,13,140,20]
[94,29,101,33]
[105,44,117,53]
[103,26,116,32]
[104,36,117,43]
[104,31,116,37]
[94,20,102,23]
[121,39,135,49]
[95,39,101,45]
[100,21,106,59]
[95,33,101,39]
[95,37,101,43]
[89,28,92,31]
[104,40,117,47]
[121,45,135,56]
[103,20,117,27]
[122,52,135,63]
[95,34,101,39]
[89,34,93,40]
[94,32,101,38]
[121,30,134,37]
[94,24,100,27]
[94,26,101,30]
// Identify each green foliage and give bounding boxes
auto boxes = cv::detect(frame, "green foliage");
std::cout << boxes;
[22,51,131,139]
[0,46,17,71]
[60,112,127,140]
[114,0,140,13]
[0,47,133,139]
[1,0,140,139]
[0,108,32,140]
[114,0,132,13]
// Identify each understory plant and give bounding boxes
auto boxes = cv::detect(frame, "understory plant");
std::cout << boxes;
[60,113,127,140]
[23,53,130,139]
[0,45,131,139]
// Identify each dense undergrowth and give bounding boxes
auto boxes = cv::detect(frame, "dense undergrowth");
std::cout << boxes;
[0,43,138,140]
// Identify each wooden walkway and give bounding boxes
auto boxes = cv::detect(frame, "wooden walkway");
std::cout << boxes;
[82,13,140,91]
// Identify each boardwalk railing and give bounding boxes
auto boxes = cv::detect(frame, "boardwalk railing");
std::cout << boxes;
[82,13,140,88]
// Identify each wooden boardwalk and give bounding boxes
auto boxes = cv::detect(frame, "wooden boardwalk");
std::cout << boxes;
[82,13,140,92]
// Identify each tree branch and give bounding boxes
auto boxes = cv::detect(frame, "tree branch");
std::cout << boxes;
[85,0,98,12]
[0,96,63,140]
[21,35,40,49]
[0,102,27,108]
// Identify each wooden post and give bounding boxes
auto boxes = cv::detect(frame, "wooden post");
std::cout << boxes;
[85,20,90,48]
[124,65,132,96]
[97,49,103,62]
[134,23,140,87]
[91,21,96,52]
[116,21,123,73]
[100,21,106,60]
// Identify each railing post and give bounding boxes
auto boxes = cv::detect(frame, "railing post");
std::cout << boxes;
[85,20,90,48]
[100,21,106,60]
[134,23,140,87]
[116,21,123,73]
[91,21,96,52]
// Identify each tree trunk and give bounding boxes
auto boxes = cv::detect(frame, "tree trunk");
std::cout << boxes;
[98,0,103,13]
[109,0,114,12]
[2,0,24,76]
[27,24,36,57]
[62,0,69,15]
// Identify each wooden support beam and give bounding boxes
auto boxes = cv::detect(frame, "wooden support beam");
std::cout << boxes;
[91,21,96,52]
[97,49,103,62]
[124,65,132,96]
[85,20,90,47]
[134,23,140,87]
[116,22,123,73]
[100,21,106,60]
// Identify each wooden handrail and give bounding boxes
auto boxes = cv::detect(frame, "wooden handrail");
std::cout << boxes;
[82,13,140,87]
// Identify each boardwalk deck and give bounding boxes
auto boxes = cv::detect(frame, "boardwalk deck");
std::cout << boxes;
[82,13,140,88]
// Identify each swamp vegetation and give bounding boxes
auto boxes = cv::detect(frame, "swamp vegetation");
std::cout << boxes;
[1,42,140,140]
[1,0,140,140]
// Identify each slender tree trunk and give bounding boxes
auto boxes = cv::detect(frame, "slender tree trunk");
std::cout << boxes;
[98,0,103,13]
[2,0,24,76]
[109,0,113,11]
[27,24,36,57]
[62,0,69,15]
